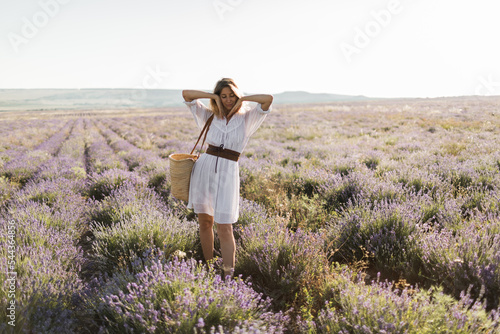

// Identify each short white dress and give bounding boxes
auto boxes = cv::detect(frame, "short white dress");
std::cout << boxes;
[184,99,271,224]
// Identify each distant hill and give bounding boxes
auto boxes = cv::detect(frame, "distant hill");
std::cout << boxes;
[0,89,370,111]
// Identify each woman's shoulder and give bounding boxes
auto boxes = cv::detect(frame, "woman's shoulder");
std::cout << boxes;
[238,101,255,115]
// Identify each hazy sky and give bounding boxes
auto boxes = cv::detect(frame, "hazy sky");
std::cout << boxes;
[1,0,499,98]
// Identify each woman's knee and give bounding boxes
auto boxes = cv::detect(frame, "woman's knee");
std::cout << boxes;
[198,214,214,230]
[216,224,234,240]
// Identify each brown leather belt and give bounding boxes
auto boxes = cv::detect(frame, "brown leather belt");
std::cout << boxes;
[206,144,240,173]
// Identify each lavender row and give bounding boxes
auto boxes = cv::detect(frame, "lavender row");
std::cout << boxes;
[94,119,168,173]
[116,112,214,155]
[100,117,169,152]
[0,119,75,187]
[83,118,128,175]
[115,115,197,156]
[0,118,64,152]
[93,119,169,195]
[32,118,88,182]
[0,177,88,332]
[34,119,75,156]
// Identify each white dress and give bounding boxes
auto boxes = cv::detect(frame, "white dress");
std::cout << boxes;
[184,99,271,224]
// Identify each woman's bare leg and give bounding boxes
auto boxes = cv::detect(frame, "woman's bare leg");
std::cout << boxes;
[198,213,214,262]
[216,223,235,278]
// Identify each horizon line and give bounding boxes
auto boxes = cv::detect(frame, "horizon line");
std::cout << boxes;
[1,87,498,100]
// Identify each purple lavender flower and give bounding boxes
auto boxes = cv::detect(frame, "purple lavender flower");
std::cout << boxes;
[88,256,288,333]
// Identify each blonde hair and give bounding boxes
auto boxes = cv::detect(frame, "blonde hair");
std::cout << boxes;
[210,78,242,119]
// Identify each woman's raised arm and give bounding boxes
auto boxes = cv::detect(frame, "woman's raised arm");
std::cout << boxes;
[182,90,218,102]
[240,94,273,111]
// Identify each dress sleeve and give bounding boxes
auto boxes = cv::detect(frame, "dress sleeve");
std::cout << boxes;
[184,99,213,130]
[244,102,272,137]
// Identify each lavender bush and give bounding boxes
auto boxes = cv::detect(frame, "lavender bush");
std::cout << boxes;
[314,266,500,333]
[326,198,422,275]
[89,209,199,275]
[85,255,288,333]
[415,215,500,309]
[1,150,52,185]
[86,168,148,201]
[235,212,330,322]
[13,178,86,213]
[0,176,16,206]
[86,180,171,225]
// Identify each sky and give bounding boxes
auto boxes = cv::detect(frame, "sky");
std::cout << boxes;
[1,0,499,98]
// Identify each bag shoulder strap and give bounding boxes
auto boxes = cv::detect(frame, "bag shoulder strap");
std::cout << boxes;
[190,114,215,156]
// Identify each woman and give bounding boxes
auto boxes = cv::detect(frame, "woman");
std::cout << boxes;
[182,78,273,278]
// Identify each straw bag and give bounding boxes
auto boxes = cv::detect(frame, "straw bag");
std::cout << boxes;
[168,114,214,202]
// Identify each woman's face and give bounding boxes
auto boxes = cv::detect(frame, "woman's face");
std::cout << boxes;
[220,86,237,112]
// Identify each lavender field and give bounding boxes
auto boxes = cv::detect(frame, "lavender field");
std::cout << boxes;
[1,97,500,333]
